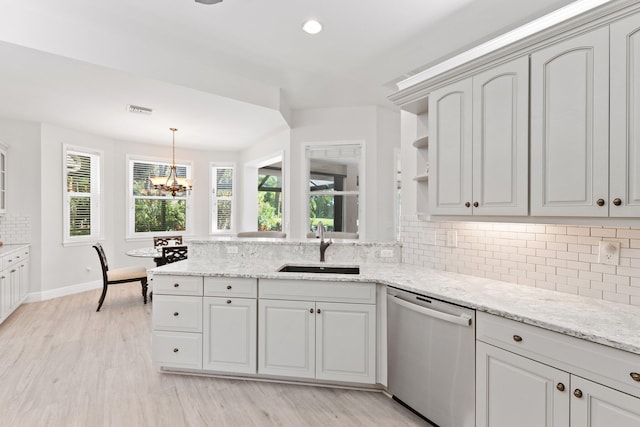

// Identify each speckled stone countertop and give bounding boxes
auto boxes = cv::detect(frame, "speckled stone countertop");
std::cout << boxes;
[153,259,640,355]
[0,243,29,256]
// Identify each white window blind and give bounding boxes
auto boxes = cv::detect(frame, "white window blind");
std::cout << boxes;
[211,166,233,232]
[64,147,101,243]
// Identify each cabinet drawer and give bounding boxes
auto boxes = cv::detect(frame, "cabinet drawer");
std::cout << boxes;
[152,330,202,370]
[204,277,257,298]
[3,249,28,271]
[152,295,202,332]
[153,274,203,296]
[259,279,376,304]
[477,312,640,398]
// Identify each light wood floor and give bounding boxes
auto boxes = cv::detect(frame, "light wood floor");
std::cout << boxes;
[0,285,428,427]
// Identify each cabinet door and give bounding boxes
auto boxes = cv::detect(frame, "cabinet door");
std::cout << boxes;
[570,375,640,427]
[8,265,18,309]
[472,56,529,215]
[0,273,9,319]
[18,258,29,301]
[202,297,256,374]
[610,11,640,217]
[428,78,473,214]
[531,27,610,216]
[258,299,315,379]
[476,342,570,427]
[315,302,375,384]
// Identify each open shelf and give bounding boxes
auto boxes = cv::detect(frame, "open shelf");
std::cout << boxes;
[412,136,429,149]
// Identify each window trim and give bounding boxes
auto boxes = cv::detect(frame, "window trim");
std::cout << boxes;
[62,144,104,246]
[210,163,236,235]
[303,141,365,239]
[126,154,194,239]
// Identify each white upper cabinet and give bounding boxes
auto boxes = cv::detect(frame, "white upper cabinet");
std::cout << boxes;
[472,57,529,215]
[428,78,473,215]
[610,11,640,217]
[429,57,529,215]
[530,27,610,216]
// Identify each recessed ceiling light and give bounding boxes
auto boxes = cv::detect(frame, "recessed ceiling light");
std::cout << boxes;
[302,19,322,35]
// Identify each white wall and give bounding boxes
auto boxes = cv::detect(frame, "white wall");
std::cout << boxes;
[0,117,42,295]
[239,128,290,234]
[291,106,400,241]
[39,123,239,296]
[0,106,400,298]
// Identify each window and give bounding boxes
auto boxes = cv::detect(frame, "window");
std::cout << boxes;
[128,158,192,237]
[211,165,234,233]
[306,144,361,235]
[64,146,102,243]
[258,164,283,231]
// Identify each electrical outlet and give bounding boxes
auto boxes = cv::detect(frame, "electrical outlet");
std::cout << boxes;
[446,230,457,248]
[380,249,394,258]
[226,246,239,254]
[598,241,620,265]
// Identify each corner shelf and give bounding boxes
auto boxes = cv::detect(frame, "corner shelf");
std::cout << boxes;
[412,136,429,149]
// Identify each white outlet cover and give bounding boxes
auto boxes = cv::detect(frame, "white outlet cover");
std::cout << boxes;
[598,241,620,265]
[380,249,394,258]
[226,246,239,254]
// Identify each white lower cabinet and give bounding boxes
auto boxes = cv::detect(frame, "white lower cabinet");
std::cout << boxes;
[258,298,376,383]
[203,296,257,374]
[477,341,570,427]
[476,312,640,427]
[315,302,376,383]
[151,275,204,370]
[258,279,377,384]
[0,246,30,325]
[258,299,315,378]
[152,275,377,386]
[571,375,640,427]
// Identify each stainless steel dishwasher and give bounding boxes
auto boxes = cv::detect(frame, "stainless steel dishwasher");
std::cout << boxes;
[387,286,475,427]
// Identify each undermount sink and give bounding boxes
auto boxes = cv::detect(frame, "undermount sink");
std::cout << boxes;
[278,264,360,274]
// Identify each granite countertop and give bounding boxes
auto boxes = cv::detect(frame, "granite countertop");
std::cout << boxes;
[0,243,29,256]
[153,259,640,355]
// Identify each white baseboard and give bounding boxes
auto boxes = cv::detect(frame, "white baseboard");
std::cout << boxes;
[25,280,102,303]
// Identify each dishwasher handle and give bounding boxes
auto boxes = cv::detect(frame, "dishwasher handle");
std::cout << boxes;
[388,295,472,327]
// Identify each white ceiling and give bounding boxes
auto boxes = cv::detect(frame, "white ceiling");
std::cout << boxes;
[0,0,579,150]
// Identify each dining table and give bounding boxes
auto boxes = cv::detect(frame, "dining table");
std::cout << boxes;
[126,247,164,266]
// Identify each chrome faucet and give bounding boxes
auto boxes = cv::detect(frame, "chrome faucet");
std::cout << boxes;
[317,221,332,262]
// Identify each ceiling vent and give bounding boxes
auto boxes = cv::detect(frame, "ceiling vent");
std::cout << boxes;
[195,0,223,4]
[127,104,153,115]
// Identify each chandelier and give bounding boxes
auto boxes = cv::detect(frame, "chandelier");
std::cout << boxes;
[149,128,193,197]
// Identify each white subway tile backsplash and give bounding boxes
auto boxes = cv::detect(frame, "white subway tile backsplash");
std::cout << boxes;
[0,214,31,244]
[401,216,640,306]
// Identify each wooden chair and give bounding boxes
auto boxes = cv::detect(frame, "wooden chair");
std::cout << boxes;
[153,236,183,248]
[161,245,188,265]
[152,236,183,265]
[93,243,148,312]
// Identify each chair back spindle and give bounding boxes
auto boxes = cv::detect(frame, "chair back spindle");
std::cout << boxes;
[162,245,188,264]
